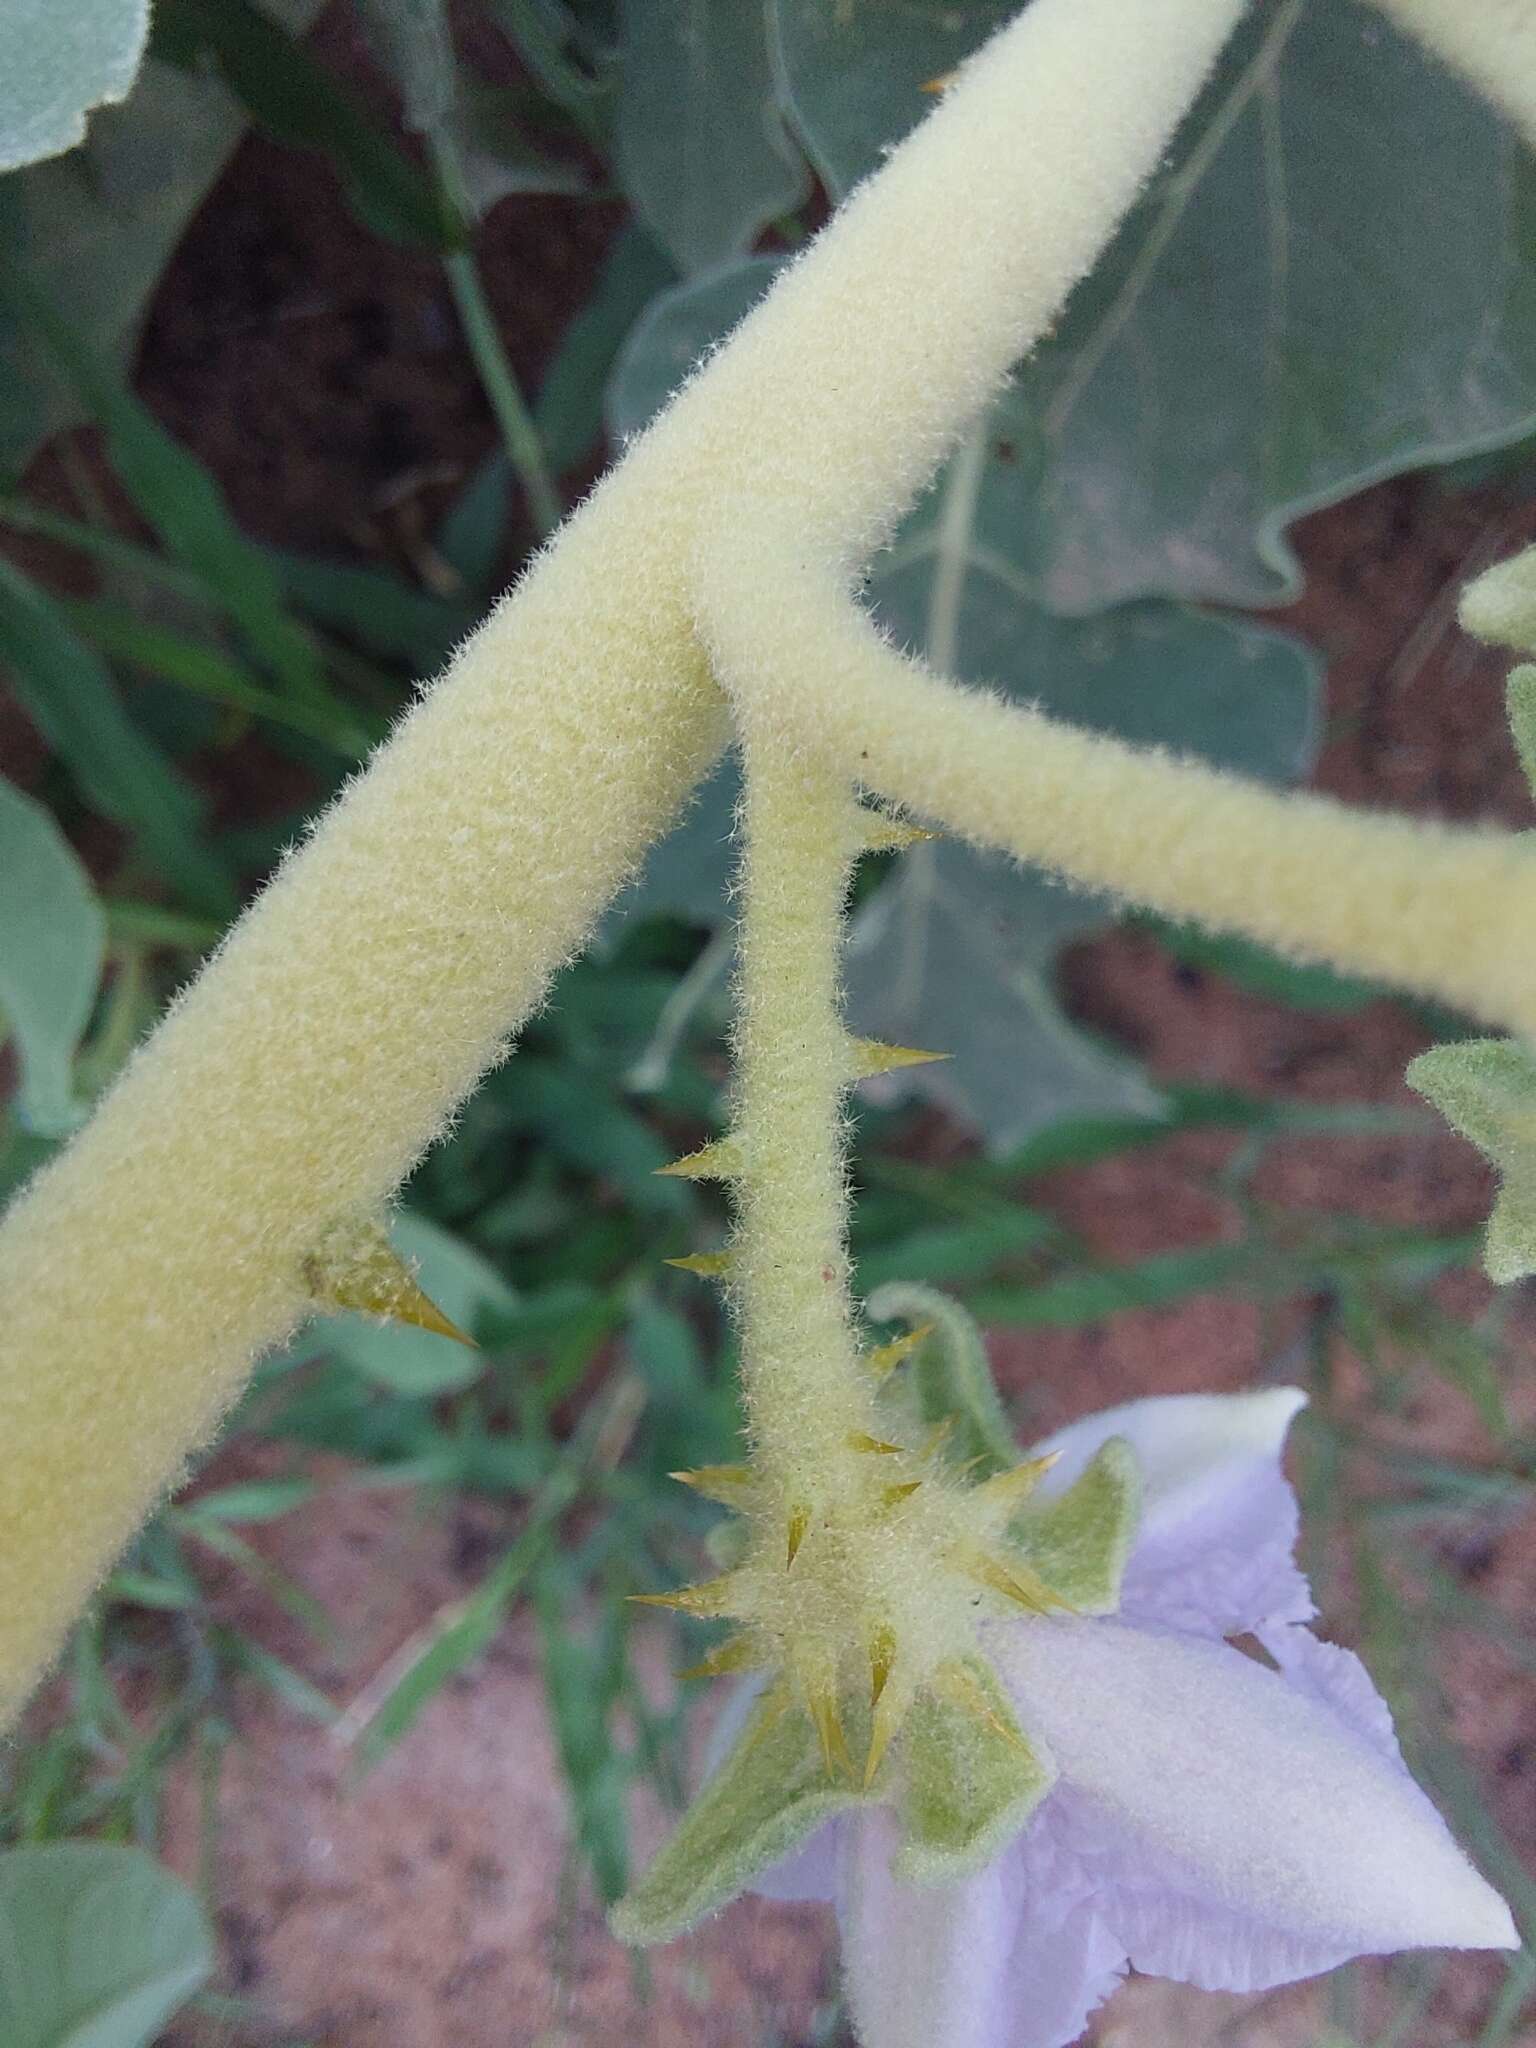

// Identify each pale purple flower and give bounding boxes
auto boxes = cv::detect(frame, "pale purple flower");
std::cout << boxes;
[732,1389,1518,2048]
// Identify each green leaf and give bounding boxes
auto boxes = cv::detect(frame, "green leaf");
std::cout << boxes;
[772,1,1536,608]
[0,0,149,172]
[2,261,329,712]
[607,253,777,443]
[616,0,804,275]
[0,775,106,1136]
[865,1284,1017,1479]
[0,64,238,475]
[0,558,234,915]
[847,839,1159,1148]
[450,82,588,215]
[1014,1439,1140,1617]
[357,0,457,136]
[0,5,325,474]
[769,0,1011,197]
[153,0,459,249]
[317,1211,516,1393]
[183,1476,314,1524]
[0,1841,212,2048]
[896,1657,1053,1881]
[536,1581,632,1904]
[613,1688,861,1944]
[59,596,369,755]
[1407,1039,1536,1284]
[357,0,584,216]
[268,547,473,671]
[509,1060,689,1211]
[536,224,675,476]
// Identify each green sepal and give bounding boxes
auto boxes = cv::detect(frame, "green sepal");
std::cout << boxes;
[895,1658,1054,1884]
[866,1282,1016,1476]
[1506,666,1536,801]
[1460,546,1536,660]
[1407,1038,1536,1283]
[1012,1437,1140,1615]
[611,1690,862,1945]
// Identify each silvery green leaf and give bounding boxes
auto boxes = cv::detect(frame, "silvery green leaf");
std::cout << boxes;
[607,255,778,444]
[356,0,456,135]
[0,2,324,475]
[0,1842,212,2048]
[0,774,105,1137]
[771,0,1536,609]
[616,3,805,276]
[770,0,1011,197]
[0,0,149,173]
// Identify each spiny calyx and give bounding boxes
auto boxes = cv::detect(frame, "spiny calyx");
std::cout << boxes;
[619,1321,1140,1942]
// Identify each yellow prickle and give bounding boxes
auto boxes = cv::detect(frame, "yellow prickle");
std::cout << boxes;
[334,1272,474,1347]
[932,1659,1032,1752]
[849,1039,951,1079]
[806,1681,854,1782]
[678,1634,765,1682]
[786,1504,810,1566]
[972,1451,1061,1514]
[668,1464,754,1504]
[664,1250,735,1277]
[864,1626,904,1788]
[880,1479,922,1509]
[305,1221,475,1348]
[848,1431,905,1456]
[918,1414,956,1462]
[655,1139,745,1181]
[954,1545,1072,1617]
[865,1320,935,1380]
[870,1624,897,1706]
[856,808,937,854]
[629,1572,745,1618]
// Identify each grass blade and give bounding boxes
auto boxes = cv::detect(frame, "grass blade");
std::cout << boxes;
[0,558,234,914]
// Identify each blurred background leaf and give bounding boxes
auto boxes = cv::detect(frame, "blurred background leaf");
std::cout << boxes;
[0,774,105,1136]
[616,0,806,276]
[0,2,325,476]
[0,0,150,175]
[0,1841,212,2048]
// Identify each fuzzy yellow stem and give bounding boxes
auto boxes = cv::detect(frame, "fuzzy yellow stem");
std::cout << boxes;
[731,738,868,1484]
[704,575,1536,1042]
[0,0,1246,1722]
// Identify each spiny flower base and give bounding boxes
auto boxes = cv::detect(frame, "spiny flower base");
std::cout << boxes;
[614,1307,1139,1943]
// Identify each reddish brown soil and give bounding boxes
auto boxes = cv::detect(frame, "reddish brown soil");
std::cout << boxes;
[7,16,1536,2043]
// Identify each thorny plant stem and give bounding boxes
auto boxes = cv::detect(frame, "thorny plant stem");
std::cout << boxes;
[732,732,869,1485]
